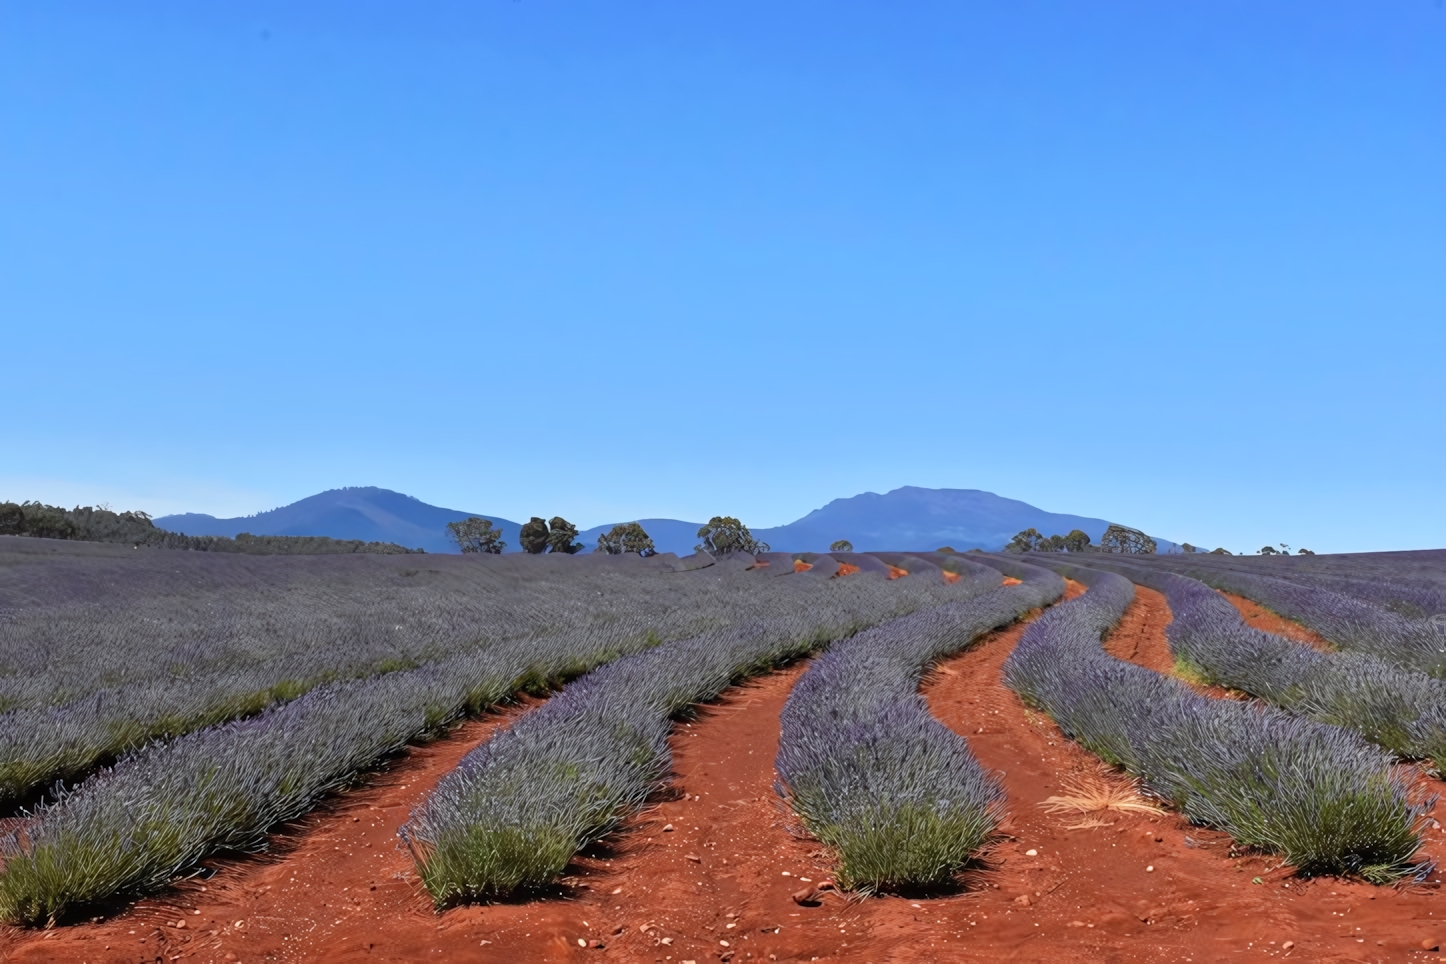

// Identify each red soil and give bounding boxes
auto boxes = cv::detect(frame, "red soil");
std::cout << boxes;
[793,560,813,573]
[8,581,1446,963]
[833,564,860,578]
[1001,577,1023,587]
[941,571,960,585]
[885,566,909,580]
[1220,591,1334,650]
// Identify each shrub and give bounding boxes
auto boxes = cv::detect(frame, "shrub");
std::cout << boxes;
[596,522,656,556]
[446,517,505,554]
[519,518,550,554]
[696,516,769,555]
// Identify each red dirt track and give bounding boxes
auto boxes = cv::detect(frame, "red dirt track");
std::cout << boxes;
[7,580,1446,963]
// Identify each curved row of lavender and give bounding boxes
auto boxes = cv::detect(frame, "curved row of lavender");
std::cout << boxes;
[0,555,965,925]
[774,557,1063,891]
[1158,549,1446,618]
[0,550,873,811]
[1001,560,1425,883]
[1077,559,1446,771]
[401,561,995,904]
[1140,553,1445,677]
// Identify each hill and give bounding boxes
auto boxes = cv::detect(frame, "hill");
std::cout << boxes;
[157,487,517,555]
[158,485,1167,555]
[751,486,1117,553]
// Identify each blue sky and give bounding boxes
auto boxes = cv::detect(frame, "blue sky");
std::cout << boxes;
[3,1,1442,554]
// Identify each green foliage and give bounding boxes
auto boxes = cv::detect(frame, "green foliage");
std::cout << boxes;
[546,517,583,555]
[519,518,550,554]
[1004,528,1045,553]
[1098,524,1157,554]
[1260,546,1280,555]
[445,517,505,554]
[1210,547,1232,555]
[596,522,656,556]
[830,539,854,552]
[804,799,1001,892]
[1005,528,1092,553]
[695,516,769,556]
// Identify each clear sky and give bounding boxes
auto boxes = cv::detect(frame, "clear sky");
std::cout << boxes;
[3,2,1442,554]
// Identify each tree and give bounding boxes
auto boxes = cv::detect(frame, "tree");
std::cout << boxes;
[547,517,583,554]
[1209,547,1231,555]
[1297,548,1315,555]
[1004,528,1046,553]
[519,517,550,554]
[1098,524,1157,554]
[446,517,506,554]
[830,539,854,552]
[1181,543,1198,553]
[695,516,769,555]
[596,522,656,556]
[936,545,956,554]
[1259,545,1279,555]
[1060,529,1092,553]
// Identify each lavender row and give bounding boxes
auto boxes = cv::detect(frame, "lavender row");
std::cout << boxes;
[400,565,993,903]
[774,558,1063,890]
[1138,556,1445,677]
[0,559,974,924]
[1001,560,1425,882]
[1083,559,1446,772]
[0,552,854,810]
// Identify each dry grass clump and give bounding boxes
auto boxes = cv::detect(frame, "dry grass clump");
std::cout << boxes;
[1041,774,1165,819]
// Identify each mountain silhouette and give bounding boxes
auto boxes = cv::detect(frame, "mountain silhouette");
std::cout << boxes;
[159,485,1164,555]
[157,487,517,554]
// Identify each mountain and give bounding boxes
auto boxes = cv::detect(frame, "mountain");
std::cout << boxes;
[156,487,519,554]
[751,486,1120,553]
[157,485,1169,556]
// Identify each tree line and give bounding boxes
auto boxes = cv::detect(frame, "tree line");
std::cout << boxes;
[445,513,775,558]
[0,501,422,554]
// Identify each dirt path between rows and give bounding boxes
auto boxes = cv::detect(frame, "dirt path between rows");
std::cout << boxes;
[1220,591,1334,650]
[7,580,1446,964]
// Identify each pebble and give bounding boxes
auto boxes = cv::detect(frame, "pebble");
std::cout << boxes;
[1145,865,1154,872]
[1025,849,1038,856]
[1282,941,1294,951]
[1424,938,1441,951]
[577,939,587,947]
[662,824,675,832]
[1013,895,1031,907]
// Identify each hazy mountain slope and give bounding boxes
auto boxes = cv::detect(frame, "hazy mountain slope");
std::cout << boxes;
[156,487,518,554]
[751,486,1116,553]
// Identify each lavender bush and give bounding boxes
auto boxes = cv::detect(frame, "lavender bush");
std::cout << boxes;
[774,557,1062,890]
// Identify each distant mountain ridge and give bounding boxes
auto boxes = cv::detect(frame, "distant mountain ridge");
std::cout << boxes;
[159,485,1167,555]
[157,487,517,555]
[752,486,1118,553]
